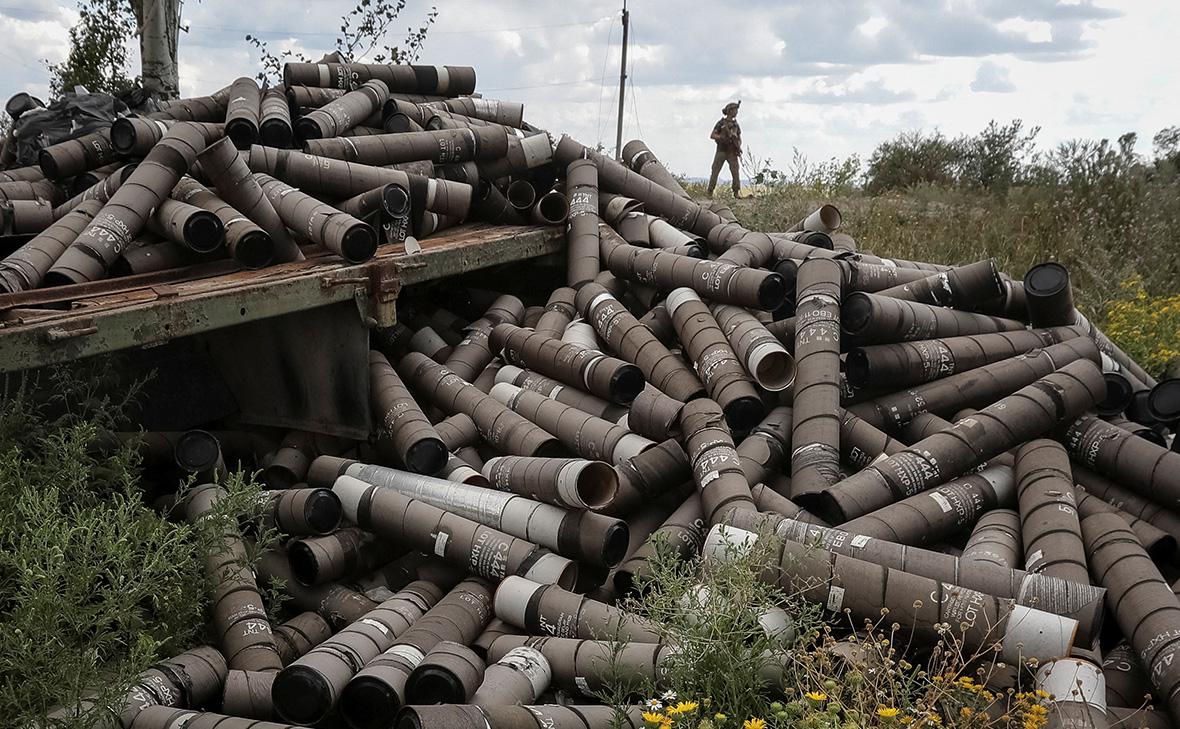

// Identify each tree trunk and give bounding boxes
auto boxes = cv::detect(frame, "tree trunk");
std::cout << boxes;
[130,0,181,99]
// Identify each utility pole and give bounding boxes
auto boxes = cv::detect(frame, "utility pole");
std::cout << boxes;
[614,1,629,160]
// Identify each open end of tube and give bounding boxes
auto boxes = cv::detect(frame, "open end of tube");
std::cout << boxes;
[339,678,400,729]
[263,463,299,490]
[844,350,870,387]
[1146,535,1178,563]
[534,439,570,458]
[384,113,414,133]
[1136,427,1169,448]
[395,708,426,729]
[182,211,225,253]
[750,344,796,392]
[1097,372,1134,416]
[842,293,873,334]
[407,669,463,705]
[819,205,842,231]
[383,185,412,217]
[804,231,834,250]
[756,273,787,311]
[109,119,136,155]
[271,666,331,726]
[723,395,766,432]
[799,491,844,526]
[1025,262,1071,298]
[304,489,343,535]
[575,461,619,510]
[36,149,60,179]
[340,225,378,264]
[404,438,449,476]
[233,230,276,269]
[600,521,631,568]
[226,120,258,151]
[259,119,293,149]
[536,193,569,225]
[506,180,536,210]
[293,117,322,141]
[609,365,646,404]
[1148,379,1180,423]
[286,541,320,587]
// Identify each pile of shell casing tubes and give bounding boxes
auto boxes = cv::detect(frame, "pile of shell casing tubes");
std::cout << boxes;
[23,62,1180,729]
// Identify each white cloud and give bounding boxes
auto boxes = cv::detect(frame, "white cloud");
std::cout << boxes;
[970,60,1017,92]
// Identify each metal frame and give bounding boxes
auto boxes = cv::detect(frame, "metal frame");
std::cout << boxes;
[0,224,563,372]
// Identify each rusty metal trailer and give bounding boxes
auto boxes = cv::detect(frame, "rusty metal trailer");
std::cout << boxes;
[0,224,562,374]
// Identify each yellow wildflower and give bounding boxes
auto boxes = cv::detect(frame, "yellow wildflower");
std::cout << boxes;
[642,711,666,726]
[714,712,727,721]
[960,707,974,718]
[667,701,699,715]
[805,691,828,701]
[877,707,901,718]
[743,719,767,729]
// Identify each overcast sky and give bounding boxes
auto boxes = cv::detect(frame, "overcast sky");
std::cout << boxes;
[3,0,1178,176]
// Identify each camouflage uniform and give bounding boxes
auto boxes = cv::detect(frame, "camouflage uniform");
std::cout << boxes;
[708,112,741,197]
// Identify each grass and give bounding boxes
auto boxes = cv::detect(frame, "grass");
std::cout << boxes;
[688,180,1180,377]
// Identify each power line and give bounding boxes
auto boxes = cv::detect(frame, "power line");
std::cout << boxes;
[187,17,605,38]
[594,19,616,149]
[480,78,599,92]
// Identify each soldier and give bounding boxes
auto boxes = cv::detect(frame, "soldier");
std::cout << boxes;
[707,101,742,198]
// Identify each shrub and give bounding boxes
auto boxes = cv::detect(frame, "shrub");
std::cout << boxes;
[865,131,963,194]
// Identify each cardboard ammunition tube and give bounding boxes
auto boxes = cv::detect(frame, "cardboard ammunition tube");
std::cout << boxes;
[842,291,1026,346]
[850,337,1102,431]
[330,462,626,568]
[108,118,222,158]
[222,669,275,719]
[608,439,693,516]
[282,62,476,95]
[845,326,1086,391]
[271,580,443,725]
[147,198,224,253]
[505,178,536,212]
[38,128,116,179]
[706,524,1077,664]
[1025,262,1077,328]
[407,326,452,361]
[332,474,578,585]
[600,225,785,310]
[874,259,1004,308]
[198,137,302,263]
[427,97,524,127]
[370,350,447,475]
[260,487,342,536]
[264,430,316,489]
[224,77,262,149]
[397,353,563,458]
[709,225,777,267]
[1102,641,1153,708]
[492,382,652,466]
[1106,414,1167,447]
[182,484,283,672]
[751,482,825,523]
[621,139,692,199]
[787,204,842,234]
[0,178,58,202]
[615,492,705,593]
[566,158,601,286]
[173,429,226,483]
[154,86,232,121]
[443,294,525,383]
[490,323,645,405]
[434,413,480,451]
[172,176,274,268]
[254,173,376,262]
[838,407,905,470]
[483,456,618,510]
[257,550,378,629]
[487,636,670,701]
[812,360,1105,523]
[439,452,489,487]
[790,258,844,499]
[339,578,493,728]
[736,405,792,488]
[288,527,395,587]
[560,320,601,351]
[0,198,54,236]
[53,163,134,218]
[531,188,569,226]
[711,303,796,391]
[535,287,579,339]
[274,612,334,665]
[259,88,293,148]
[494,575,660,642]
[1147,378,1180,425]
[1061,415,1180,507]
[1014,439,1090,585]
[961,509,1023,569]
[296,79,389,140]
[681,398,756,526]
[0,198,101,292]
[840,465,1015,546]
[395,704,645,729]
[0,164,45,182]
[1082,511,1180,718]
[469,645,551,706]
[1075,488,1176,560]
[667,288,764,430]
[627,386,685,441]
[1035,658,1109,729]
[404,641,486,705]
[1073,464,1180,545]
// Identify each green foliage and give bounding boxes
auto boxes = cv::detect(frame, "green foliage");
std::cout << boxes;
[957,120,1039,195]
[247,0,440,86]
[0,361,278,727]
[865,130,964,194]
[46,0,137,97]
